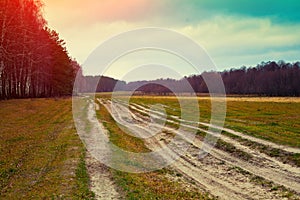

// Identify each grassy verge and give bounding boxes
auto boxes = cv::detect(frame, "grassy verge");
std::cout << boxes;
[0,98,94,199]
[75,150,96,199]
[96,101,213,200]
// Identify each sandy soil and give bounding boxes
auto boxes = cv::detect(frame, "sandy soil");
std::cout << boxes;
[85,152,121,200]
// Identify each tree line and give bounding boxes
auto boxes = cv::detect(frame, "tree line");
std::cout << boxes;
[221,61,300,96]
[0,0,79,99]
[80,76,126,93]
[82,61,300,97]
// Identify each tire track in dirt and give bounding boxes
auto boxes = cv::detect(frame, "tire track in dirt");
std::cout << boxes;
[125,101,300,170]
[100,99,300,199]
[127,101,300,190]
[102,100,254,199]
[119,100,300,176]
[129,101,300,154]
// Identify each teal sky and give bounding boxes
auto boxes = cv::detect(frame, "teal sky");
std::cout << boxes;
[174,0,300,22]
[44,0,300,81]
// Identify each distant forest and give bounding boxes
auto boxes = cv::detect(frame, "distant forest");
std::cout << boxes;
[83,61,300,97]
[0,0,80,99]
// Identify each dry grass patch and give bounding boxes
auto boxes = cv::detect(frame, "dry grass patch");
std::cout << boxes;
[0,98,94,199]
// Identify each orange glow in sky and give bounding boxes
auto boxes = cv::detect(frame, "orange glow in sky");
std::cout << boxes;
[42,0,300,79]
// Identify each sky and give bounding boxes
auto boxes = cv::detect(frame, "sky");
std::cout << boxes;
[43,0,300,81]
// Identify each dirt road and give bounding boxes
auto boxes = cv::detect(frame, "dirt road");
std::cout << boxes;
[75,99,121,200]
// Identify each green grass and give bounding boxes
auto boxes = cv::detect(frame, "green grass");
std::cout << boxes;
[0,98,94,199]
[224,101,300,148]
[75,151,95,199]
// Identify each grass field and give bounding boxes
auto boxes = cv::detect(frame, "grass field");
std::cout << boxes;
[0,98,94,199]
[1,95,299,199]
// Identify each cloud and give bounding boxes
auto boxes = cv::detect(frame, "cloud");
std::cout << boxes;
[42,0,300,77]
[178,16,300,68]
[44,0,161,29]
[51,15,300,73]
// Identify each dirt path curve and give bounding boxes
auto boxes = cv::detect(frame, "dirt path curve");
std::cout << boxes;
[100,99,300,199]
